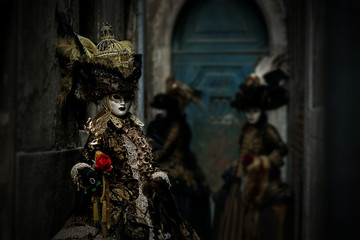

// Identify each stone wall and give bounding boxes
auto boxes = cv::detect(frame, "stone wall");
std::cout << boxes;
[144,0,288,129]
[323,1,360,239]
[287,0,326,239]
[287,1,306,239]
[144,0,290,188]
[0,1,18,239]
[0,1,137,239]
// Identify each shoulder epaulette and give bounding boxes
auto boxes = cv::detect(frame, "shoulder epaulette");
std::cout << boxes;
[84,110,111,146]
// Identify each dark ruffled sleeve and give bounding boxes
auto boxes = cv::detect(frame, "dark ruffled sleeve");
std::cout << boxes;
[154,122,180,162]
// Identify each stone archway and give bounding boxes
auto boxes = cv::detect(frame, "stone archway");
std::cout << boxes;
[146,0,287,97]
[145,0,288,180]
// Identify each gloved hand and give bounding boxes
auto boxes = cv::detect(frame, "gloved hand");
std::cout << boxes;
[80,167,97,187]
[70,162,97,190]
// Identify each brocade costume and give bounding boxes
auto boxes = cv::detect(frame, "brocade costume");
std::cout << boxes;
[146,78,211,239]
[213,55,293,240]
[54,110,199,240]
[53,15,199,240]
[236,120,288,182]
[147,114,211,239]
[149,115,205,188]
[214,116,292,240]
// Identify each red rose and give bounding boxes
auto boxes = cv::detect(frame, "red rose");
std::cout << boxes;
[95,153,113,172]
[241,153,255,168]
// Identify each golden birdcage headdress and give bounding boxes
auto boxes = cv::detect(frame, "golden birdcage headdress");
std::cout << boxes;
[56,13,142,106]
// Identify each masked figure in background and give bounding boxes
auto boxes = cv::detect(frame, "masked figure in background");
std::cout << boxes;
[146,77,211,239]
[213,56,293,240]
[53,14,199,240]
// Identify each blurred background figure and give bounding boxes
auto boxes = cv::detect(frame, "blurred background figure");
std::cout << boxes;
[213,56,293,240]
[147,77,211,239]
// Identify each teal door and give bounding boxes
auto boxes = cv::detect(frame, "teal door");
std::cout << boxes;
[172,0,269,192]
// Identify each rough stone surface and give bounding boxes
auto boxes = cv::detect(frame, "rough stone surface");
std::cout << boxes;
[0,1,17,239]
[144,0,288,124]
[287,1,326,240]
[15,0,78,152]
[15,149,83,240]
[0,1,137,239]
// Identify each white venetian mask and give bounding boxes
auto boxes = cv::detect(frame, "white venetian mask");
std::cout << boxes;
[244,108,262,124]
[107,93,132,117]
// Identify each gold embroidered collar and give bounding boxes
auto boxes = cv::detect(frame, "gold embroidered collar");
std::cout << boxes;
[107,111,144,129]
[85,109,144,138]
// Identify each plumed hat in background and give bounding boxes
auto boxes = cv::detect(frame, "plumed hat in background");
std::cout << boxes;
[150,77,202,114]
[56,11,142,107]
[231,55,289,111]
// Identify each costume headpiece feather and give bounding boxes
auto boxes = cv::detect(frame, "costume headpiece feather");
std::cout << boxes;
[150,77,202,113]
[231,55,289,110]
[55,11,142,107]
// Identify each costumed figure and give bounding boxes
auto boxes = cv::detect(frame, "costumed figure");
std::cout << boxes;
[53,13,199,240]
[146,77,211,239]
[213,56,293,240]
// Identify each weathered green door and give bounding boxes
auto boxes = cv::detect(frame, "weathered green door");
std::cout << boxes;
[172,0,268,192]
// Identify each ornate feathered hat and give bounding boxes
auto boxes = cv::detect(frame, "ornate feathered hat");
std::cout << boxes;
[150,77,202,113]
[231,55,289,110]
[56,12,142,107]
